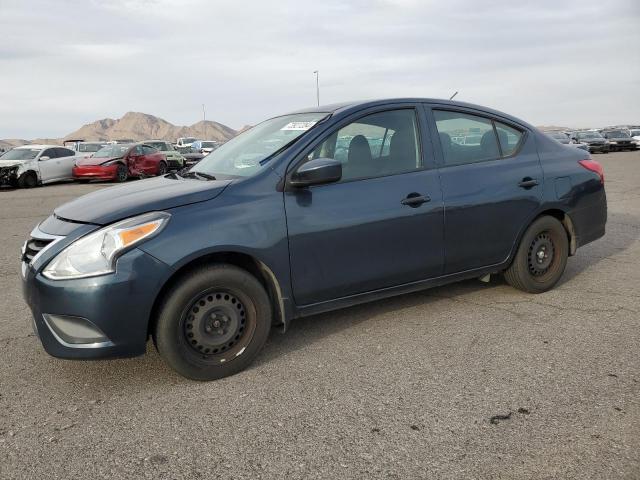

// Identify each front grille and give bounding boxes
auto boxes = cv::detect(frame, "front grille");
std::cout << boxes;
[22,237,53,264]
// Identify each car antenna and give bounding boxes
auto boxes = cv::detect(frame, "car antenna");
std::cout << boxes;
[449,91,458,100]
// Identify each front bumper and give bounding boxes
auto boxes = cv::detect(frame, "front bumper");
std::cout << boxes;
[166,158,184,169]
[0,166,19,186]
[22,246,172,359]
[586,143,609,153]
[72,164,118,181]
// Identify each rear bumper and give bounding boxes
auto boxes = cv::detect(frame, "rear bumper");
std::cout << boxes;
[21,248,172,359]
[571,189,607,249]
[73,164,118,181]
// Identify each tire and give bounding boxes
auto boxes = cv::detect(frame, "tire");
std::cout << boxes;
[157,161,167,176]
[115,164,128,183]
[504,216,569,293]
[153,264,272,381]
[17,171,37,188]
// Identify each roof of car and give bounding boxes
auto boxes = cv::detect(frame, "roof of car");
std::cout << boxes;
[15,144,60,149]
[286,98,534,129]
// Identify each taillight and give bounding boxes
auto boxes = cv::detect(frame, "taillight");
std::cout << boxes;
[578,159,604,184]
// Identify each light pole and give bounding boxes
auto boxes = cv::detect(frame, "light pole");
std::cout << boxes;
[201,104,207,138]
[313,70,319,106]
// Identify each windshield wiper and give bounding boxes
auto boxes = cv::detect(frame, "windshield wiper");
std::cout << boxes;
[179,170,217,181]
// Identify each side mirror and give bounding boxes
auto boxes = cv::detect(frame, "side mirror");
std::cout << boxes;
[290,157,342,187]
[39,156,50,161]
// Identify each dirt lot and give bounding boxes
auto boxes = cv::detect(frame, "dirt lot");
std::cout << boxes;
[0,151,638,479]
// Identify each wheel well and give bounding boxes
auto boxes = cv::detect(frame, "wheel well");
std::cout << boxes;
[148,252,285,338]
[535,209,576,256]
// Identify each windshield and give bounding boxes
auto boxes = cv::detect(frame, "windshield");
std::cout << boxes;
[577,132,603,139]
[147,142,168,151]
[93,144,130,158]
[181,138,196,144]
[192,113,328,178]
[78,143,104,152]
[605,130,629,138]
[0,148,41,160]
[547,132,567,140]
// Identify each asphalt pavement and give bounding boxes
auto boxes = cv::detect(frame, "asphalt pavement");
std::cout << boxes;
[1,152,638,479]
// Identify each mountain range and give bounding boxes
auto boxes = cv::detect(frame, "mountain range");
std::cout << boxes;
[0,112,239,149]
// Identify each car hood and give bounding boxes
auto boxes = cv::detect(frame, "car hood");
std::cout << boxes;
[0,159,27,167]
[54,175,233,225]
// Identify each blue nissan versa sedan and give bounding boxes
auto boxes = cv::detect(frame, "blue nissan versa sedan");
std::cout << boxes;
[21,99,607,380]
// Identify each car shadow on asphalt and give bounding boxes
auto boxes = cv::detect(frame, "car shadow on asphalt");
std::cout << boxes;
[253,278,500,368]
[558,211,639,286]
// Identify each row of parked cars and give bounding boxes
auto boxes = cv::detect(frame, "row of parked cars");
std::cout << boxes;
[0,138,221,188]
[544,126,640,154]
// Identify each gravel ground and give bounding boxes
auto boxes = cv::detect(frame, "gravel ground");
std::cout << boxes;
[0,152,638,479]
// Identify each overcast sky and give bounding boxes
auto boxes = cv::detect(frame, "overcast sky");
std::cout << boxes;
[1,0,638,138]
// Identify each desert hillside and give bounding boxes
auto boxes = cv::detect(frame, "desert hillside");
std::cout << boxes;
[1,112,237,148]
[64,112,237,143]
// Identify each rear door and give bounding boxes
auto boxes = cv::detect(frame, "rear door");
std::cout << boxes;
[284,105,444,305]
[426,105,543,273]
[144,146,162,173]
[54,147,76,179]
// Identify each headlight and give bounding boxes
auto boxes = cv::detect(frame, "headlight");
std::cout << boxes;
[101,158,123,166]
[43,211,170,280]
[609,141,618,144]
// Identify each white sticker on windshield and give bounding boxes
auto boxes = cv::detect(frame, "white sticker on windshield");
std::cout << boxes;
[281,121,316,131]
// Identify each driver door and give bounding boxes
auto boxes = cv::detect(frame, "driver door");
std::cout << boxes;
[284,106,444,306]
[127,146,144,175]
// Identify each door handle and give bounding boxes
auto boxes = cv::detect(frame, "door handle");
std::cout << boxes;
[401,193,430,207]
[518,178,539,189]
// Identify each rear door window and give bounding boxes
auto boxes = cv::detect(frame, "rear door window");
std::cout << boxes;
[494,121,523,157]
[433,110,499,166]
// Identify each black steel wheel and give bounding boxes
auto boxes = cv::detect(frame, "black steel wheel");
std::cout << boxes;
[115,164,128,182]
[153,264,272,381]
[157,161,167,176]
[504,216,568,293]
[181,290,254,360]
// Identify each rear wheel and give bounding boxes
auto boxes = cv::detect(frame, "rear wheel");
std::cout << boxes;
[504,216,568,293]
[153,264,272,381]
[115,164,128,182]
[17,171,37,188]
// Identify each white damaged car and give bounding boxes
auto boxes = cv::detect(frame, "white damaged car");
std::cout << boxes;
[0,145,77,188]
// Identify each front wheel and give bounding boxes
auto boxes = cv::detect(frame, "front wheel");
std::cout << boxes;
[153,264,272,381]
[157,161,167,176]
[504,216,569,293]
[18,171,37,188]
[115,164,128,182]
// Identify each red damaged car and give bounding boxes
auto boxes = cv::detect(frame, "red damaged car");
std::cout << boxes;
[73,143,168,182]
